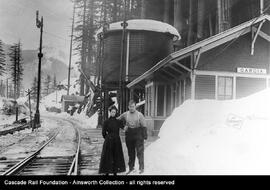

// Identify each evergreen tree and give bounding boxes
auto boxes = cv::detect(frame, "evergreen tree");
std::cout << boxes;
[31,76,38,101]
[8,41,23,99]
[43,74,52,96]
[53,74,57,91]
[0,39,6,76]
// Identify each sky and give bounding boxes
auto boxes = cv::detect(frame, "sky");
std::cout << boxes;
[0,0,74,65]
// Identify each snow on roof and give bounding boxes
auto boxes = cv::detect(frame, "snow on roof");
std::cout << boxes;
[97,19,181,40]
[61,95,85,102]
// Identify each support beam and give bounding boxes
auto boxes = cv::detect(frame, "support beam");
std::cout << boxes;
[215,75,218,100]
[125,32,130,81]
[258,30,270,42]
[251,20,265,55]
[168,64,184,75]
[194,48,202,69]
[190,72,196,100]
[172,61,192,72]
[233,75,236,99]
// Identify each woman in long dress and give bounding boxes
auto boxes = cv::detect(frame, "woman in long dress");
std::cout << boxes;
[99,106,126,175]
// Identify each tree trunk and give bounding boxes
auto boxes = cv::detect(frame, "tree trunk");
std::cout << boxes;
[112,0,118,22]
[187,0,195,46]
[141,0,146,19]
[174,0,184,33]
[164,0,170,23]
[80,0,87,96]
[197,0,205,40]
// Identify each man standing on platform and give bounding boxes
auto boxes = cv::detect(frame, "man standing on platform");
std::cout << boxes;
[117,100,147,174]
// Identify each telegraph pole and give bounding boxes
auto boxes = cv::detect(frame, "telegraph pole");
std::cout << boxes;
[34,10,43,128]
[67,2,76,95]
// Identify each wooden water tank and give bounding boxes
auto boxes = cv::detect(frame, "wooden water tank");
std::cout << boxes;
[97,19,180,86]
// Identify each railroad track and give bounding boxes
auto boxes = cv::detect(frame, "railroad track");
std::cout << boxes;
[61,119,104,175]
[0,118,80,176]
[0,117,104,176]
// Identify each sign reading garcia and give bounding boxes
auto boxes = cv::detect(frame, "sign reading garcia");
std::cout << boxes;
[237,67,267,74]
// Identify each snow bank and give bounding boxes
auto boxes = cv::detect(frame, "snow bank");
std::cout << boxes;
[0,97,3,109]
[41,89,65,109]
[144,89,270,175]
[40,77,80,111]
[44,111,98,129]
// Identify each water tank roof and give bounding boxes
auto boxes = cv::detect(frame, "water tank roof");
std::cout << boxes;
[97,19,181,40]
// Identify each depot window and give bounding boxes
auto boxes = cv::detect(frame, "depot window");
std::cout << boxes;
[145,83,154,117]
[218,76,233,100]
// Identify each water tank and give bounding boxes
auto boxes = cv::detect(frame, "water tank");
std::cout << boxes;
[97,19,180,86]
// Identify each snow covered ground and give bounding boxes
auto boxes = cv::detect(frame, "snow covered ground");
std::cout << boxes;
[143,89,270,175]
[43,111,98,129]
[40,77,98,129]
[0,118,60,159]
[40,77,80,111]
[0,97,29,127]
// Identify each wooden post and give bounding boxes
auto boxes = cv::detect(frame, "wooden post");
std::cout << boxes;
[125,32,130,82]
[119,0,127,114]
[191,73,196,100]
[260,0,264,15]
[233,75,236,99]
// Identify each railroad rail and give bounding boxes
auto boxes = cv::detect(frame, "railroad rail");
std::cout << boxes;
[0,117,104,175]
[67,125,81,175]
[1,128,62,175]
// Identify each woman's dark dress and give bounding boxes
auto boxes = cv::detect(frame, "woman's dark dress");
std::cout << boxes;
[99,116,126,174]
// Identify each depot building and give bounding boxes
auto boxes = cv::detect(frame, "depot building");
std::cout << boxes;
[127,14,270,135]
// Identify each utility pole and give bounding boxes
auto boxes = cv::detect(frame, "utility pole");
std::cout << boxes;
[34,10,43,129]
[68,2,76,96]
[119,0,128,114]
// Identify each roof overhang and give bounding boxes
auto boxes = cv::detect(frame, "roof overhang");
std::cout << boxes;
[127,14,270,88]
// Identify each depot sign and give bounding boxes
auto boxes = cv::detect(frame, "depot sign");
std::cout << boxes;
[237,67,267,75]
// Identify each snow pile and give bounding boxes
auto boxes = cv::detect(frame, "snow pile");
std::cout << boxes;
[0,97,29,126]
[44,111,98,129]
[71,110,99,129]
[40,77,80,111]
[0,97,3,109]
[144,89,270,175]
[41,89,65,110]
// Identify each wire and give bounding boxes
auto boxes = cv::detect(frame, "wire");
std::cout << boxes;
[43,31,70,42]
